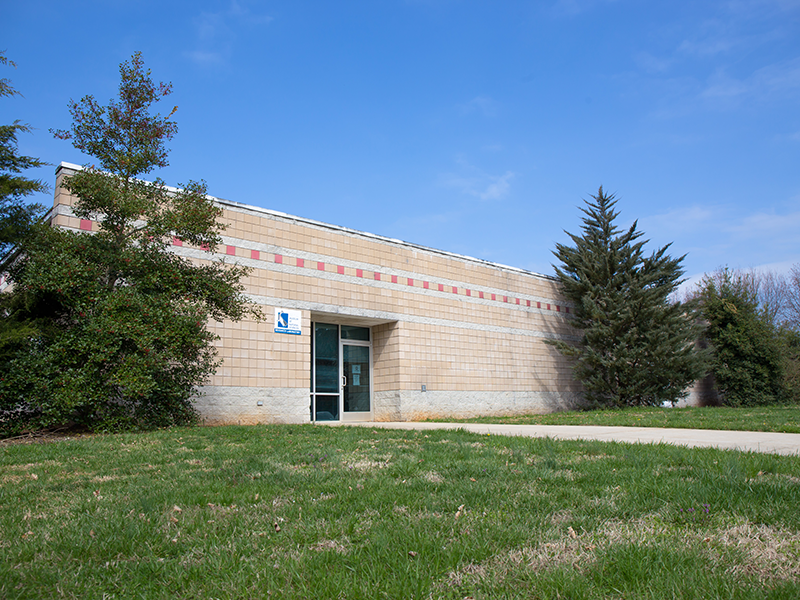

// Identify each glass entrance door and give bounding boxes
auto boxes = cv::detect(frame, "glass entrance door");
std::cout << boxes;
[311,323,372,422]
[342,343,371,420]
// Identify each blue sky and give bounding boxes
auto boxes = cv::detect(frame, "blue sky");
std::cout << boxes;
[5,0,800,287]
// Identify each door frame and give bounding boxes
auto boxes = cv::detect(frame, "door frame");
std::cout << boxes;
[339,338,373,422]
[311,322,373,422]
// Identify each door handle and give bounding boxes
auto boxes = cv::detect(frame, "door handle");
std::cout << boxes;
[342,375,347,388]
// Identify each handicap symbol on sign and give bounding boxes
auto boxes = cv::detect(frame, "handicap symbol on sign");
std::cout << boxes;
[277,312,288,328]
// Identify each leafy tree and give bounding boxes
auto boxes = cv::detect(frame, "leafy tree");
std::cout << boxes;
[0,52,259,435]
[782,328,800,404]
[785,265,800,402]
[696,268,787,406]
[551,187,703,408]
[786,265,800,331]
[0,51,47,258]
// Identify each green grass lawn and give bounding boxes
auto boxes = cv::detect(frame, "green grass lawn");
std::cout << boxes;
[2,424,800,599]
[448,405,800,433]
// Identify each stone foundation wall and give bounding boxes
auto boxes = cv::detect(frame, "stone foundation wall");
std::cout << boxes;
[194,386,310,425]
[374,390,583,422]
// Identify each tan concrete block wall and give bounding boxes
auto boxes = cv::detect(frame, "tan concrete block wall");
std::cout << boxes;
[207,312,310,390]
[210,205,581,415]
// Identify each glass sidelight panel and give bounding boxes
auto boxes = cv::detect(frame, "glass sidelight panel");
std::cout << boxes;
[314,395,339,421]
[313,323,340,421]
[314,323,339,393]
[343,344,370,413]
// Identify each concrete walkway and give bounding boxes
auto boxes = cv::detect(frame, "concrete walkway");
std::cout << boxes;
[334,421,800,456]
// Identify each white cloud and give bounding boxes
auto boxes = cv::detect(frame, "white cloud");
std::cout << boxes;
[625,1,800,118]
[440,169,515,201]
[638,199,800,291]
[228,0,274,25]
[646,201,800,247]
[680,256,800,298]
[457,96,498,117]
[747,259,800,274]
[677,37,737,57]
[725,0,800,17]
[183,50,225,66]
[480,171,515,200]
[639,205,717,237]
[700,70,751,99]
[550,0,619,17]
[727,207,800,239]
[187,1,272,66]
[703,57,800,101]
[756,57,800,92]
[675,16,742,59]
[680,0,799,57]
[194,11,229,42]
[634,52,673,74]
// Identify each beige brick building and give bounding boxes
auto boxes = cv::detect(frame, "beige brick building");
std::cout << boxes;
[48,162,583,424]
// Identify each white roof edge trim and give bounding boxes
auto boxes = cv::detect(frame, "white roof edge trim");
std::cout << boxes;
[54,162,556,282]
[215,197,556,281]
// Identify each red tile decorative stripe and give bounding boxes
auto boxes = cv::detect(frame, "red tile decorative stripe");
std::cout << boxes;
[80,219,92,231]
[218,243,570,316]
[173,237,183,247]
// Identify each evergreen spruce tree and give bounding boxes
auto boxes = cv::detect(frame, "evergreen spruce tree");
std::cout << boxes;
[551,187,703,408]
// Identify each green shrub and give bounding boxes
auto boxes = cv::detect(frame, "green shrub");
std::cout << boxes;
[698,269,787,406]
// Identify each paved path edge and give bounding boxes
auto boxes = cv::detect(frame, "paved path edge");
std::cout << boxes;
[325,422,800,456]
